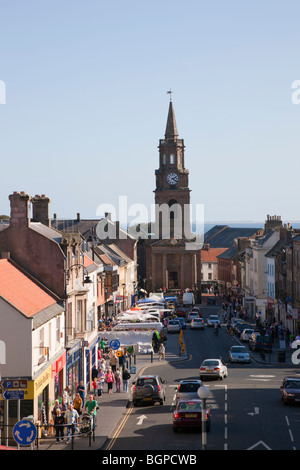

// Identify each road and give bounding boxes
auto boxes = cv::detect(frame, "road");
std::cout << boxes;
[108,305,300,451]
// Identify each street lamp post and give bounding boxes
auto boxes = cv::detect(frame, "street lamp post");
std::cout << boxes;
[197,385,210,450]
[122,283,126,310]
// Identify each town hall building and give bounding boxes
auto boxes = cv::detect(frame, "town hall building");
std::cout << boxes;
[139,97,202,296]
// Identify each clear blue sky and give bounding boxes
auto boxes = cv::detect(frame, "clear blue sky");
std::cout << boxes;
[1,0,300,224]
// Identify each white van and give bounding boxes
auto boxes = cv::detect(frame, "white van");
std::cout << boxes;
[182,292,195,306]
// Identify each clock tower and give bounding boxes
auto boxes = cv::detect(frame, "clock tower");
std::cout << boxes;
[154,98,191,239]
[143,96,202,294]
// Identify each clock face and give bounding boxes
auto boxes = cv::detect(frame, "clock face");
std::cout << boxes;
[166,172,179,185]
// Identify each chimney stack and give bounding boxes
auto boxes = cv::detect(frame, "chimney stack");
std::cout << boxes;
[31,194,51,227]
[9,191,30,228]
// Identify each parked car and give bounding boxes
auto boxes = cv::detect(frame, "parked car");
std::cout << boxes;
[229,346,251,364]
[240,328,255,342]
[199,358,228,380]
[173,399,211,432]
[174,317,186,329]
[280,376,300,405]
[249,332,272,351]
[207,315,220,327]
[234,322,253,336]
[175,307,186,317]
[175,379,202,403]
[207,297,216,305]
[167,319,181,333]
[190,318,205,330]
[132,375,167,406]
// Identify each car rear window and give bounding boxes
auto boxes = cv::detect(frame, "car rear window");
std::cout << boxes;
[202,360,219,366]
[231,347,247,353]
[179,383,200,393]
[178,402,202,411]
[137,378,157,386]
[169,320,179,325]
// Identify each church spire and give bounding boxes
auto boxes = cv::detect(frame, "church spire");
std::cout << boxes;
[165,92,178,140]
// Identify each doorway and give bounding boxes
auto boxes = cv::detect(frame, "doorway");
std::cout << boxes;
[169,271,179,288]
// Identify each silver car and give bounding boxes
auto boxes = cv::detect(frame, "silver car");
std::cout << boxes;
[207,315,220,327]
[175,379,202,403]
[132,375,167,406]
[190,318,205,330]
[229,346,251,364]
[199,358,228,380]
[167,319,181,333]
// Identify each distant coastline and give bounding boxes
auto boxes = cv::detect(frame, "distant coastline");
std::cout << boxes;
[202,221,300,233]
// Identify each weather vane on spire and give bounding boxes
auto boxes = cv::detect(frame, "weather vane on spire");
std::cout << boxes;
[167,89,173,101]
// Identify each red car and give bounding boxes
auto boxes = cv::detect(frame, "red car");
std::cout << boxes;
[175,307,186,317]
[173,399,211,432]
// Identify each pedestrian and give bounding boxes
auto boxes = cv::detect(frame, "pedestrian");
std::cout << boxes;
[109,351,117,372]
[92,377,98,396]
[92,365,98,380]
[99,358,107,372]
[158,343,165,360]
[122,368,131,393]
[73,392,83,416]
[51,399,61,421]
[118,348,126,372]
[54,408,65,443]
[100,337,106,353]
[65,403,79,444]
[76,381,86,405]
[105,367,115,394]
[114,367,122,392]
[97,377,103,397]
[60,397,68,418]
[84,394,98,429]
[62,386,71,405]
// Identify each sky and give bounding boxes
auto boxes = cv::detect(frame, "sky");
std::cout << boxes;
[1,0,300,225]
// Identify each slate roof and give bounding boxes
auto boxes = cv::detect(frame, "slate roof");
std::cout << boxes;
[204,225,263,248]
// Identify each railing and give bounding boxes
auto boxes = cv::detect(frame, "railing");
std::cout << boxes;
[0,414,96,450]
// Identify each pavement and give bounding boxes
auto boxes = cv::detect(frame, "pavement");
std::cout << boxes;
[26,305,295,451]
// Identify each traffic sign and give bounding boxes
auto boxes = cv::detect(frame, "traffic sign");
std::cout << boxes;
[110,339,121,350]
[2,390,25,400]
[13,420,37,446]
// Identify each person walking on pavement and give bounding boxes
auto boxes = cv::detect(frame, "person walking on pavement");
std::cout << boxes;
[73,392,83,416]
[122,368,131,393]
[84,394,98,429]
[114,367,122,392]
[158,343,165,360]
[63,385,71,405]
[65,403,79,444]
[76,381,86,405]
[54,408,65,443]
[105,367,115,394]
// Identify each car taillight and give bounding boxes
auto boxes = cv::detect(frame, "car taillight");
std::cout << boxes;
[214,367,220,371]
[200,367,206,370]
[174,413,180,419]
[158,385,161,391]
